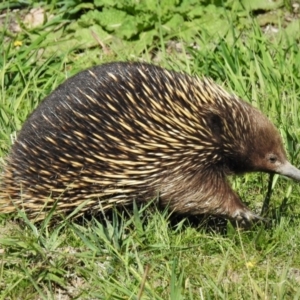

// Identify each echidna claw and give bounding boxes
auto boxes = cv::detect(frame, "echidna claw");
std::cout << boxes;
[230,209,268,229]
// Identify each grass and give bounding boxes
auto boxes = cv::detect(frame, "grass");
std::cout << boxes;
[1,1,300,299]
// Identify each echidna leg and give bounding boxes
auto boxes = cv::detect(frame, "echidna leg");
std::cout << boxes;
[161,175,264,228]
[220,184,265,228]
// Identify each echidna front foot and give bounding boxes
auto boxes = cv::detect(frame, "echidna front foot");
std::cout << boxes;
[230,208,266,229]
[212,181,266,228]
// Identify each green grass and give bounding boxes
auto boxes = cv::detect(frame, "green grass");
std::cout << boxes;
[1,1,300,299]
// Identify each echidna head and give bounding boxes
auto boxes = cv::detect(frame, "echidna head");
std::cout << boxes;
[248,112,300,181]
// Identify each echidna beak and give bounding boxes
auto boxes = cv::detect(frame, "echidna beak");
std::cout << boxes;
[277,161,300,181]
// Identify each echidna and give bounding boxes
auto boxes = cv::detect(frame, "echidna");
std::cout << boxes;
[1,62,300,226]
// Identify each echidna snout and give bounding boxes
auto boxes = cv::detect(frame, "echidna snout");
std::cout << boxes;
[276,161,300,180]
[1,62,300,227]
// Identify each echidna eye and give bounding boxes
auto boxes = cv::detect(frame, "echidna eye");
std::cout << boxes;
[268,154,277,163]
